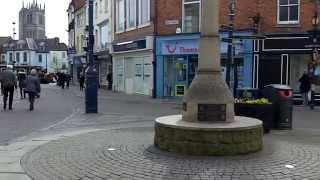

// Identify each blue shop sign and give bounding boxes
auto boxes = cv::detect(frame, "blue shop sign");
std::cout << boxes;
[159,38,243,56]
[161,39,199,55]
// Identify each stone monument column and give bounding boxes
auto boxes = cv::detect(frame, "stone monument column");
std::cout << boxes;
[182,0,235,123]
[154,0,263,156]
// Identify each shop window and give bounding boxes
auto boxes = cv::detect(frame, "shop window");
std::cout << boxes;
[278,0,300,24]
[116,0,125,32]
[126,0,137,29]
[183,0,200,33]
[138,0,150,26]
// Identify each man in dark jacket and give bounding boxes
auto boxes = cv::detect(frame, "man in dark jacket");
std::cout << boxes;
[18,72,27,99]
[299,71,312,106]
[25,69,41,111]
[0,66,17,110]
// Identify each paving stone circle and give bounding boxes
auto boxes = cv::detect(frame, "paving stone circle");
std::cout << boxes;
[22,127,320,180]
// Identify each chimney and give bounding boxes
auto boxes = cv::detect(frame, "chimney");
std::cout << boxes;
[54,37,60,44]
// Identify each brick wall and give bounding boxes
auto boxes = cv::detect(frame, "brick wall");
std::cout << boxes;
[113,0,155,43]
[156,0,182,35]
[258,0,315,33]
[156,0,318,36]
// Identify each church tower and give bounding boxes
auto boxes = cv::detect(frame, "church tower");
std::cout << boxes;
[19,0,46,40]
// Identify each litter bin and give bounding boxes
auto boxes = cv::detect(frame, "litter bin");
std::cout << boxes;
[262,84,293,130]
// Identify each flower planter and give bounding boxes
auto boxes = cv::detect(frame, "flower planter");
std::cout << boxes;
[235,103,274,133]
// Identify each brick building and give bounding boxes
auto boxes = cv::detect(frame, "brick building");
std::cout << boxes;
[250,0,320,93]
[112,0,155,96]
[72,0,319,97]
[154,0,256,98]
[154,0,320,98]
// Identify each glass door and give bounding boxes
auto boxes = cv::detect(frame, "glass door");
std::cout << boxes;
[134,60,144,94]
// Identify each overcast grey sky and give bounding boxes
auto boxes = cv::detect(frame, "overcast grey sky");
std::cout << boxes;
[0,0,69,43]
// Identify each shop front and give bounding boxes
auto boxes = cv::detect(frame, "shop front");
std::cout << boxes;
[112,37,154,96]
[156,33,253,98]
[94,50,112,89]
[254,34,320,93]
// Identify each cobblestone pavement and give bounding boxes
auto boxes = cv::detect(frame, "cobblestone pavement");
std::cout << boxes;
[21,126,320,180]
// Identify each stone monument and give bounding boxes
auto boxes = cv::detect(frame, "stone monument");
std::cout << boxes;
[154,0,263,156]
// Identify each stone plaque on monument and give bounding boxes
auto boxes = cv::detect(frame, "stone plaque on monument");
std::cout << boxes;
[198,104,226,122]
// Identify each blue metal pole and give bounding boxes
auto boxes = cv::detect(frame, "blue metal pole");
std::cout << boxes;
[85,0,98,113]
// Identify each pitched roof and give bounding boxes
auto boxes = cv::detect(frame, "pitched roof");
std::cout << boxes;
[0,37,11,45]
[1,37,67,53]
[0,37,12,53]
[73,0,86,11]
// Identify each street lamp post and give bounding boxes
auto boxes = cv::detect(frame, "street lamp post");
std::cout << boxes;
[311,12,319,71]
[85,0,98,113]
[226,0,235,89]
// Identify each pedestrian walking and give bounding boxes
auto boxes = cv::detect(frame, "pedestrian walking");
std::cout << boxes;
[299,71,311,106]
[107,73,112,90]
[79,74,85,91]
[0,65,17,111]
[24,69,41,111]
[18,71,27,99]
[60,72,66,89]
[66,74,71,89]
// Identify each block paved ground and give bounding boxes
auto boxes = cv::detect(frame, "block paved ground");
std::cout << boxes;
[21,126,320,180]
[2,85,320,179]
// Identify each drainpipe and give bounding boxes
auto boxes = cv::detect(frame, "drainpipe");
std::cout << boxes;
[152,0,158,99]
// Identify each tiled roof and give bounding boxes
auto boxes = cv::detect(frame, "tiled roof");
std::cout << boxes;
[72,0,86,11]
[1,38,67,53]
[0,37,12,53]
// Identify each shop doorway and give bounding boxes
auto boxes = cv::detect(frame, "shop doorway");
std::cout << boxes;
[258,56,282,88]
[134,57,152,95]
[163,55,198,97]
[290,54,309,92]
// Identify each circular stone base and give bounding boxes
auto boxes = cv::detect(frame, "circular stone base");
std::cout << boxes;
[154,115,263,156]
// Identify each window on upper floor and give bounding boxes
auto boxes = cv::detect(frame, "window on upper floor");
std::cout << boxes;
[100,23,109,48]
[16,52,20,63]
[39,15,44,24]
[99,0,103,14]
[116,0,125,32]
[95,2,98,18]
[138,0,150,26]
[183,0,201,33]
[24,52,27,62]
[95,29,99,48]
[62,52,66,58]
[9,53,13,63]
[38,54,42,63]
[278,0,300,24]
[126,0,137,29]
[105,0,109,13]
[76,36,80,52]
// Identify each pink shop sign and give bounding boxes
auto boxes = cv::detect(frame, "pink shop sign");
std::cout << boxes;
[161,40,199,55]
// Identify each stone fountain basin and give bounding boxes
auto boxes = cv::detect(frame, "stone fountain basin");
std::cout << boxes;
[154,115,263,156]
